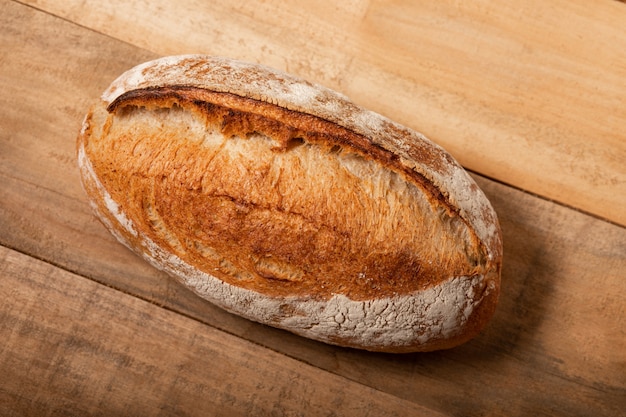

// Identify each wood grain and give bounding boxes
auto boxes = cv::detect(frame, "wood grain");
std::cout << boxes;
[21,0,626,226]
[1,1,625,416]
[0,246,434,417]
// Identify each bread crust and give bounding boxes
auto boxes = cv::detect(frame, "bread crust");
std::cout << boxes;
[78,55,502,352]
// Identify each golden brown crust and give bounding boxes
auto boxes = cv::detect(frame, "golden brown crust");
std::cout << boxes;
[78,55,503,352]
[86,89,485,300]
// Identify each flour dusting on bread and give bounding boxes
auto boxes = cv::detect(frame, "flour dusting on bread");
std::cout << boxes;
[79,55,502,352]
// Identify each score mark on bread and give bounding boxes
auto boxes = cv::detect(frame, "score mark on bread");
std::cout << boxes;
[77,55,502,352]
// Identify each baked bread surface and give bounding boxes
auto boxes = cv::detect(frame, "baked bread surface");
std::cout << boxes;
[78,55,502,352]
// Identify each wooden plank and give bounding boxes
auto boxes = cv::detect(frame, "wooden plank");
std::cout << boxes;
[0,246,433,417]
[20,0,626,225]
[1,2,625,416]
[0,0,249,340]
[3,170,624,416]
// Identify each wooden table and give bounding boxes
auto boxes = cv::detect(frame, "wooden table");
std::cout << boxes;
[1,1,624,415]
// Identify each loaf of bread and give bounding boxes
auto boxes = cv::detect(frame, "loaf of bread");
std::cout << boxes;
[77,55,502,352]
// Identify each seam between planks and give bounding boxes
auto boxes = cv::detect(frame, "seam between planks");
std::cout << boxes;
[9,0,626,229]
[11,0,157,58]
[0,241,444,415]
[466,167,626,229]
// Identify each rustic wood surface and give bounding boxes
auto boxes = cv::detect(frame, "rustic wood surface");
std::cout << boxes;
[1,1,624,416]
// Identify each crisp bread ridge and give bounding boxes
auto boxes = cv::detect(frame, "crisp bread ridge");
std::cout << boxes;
[101,55,501,260]
[78,55,503,352]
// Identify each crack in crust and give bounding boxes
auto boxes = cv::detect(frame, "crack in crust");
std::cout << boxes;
[83,87,489,301]
[110,86,460,216]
